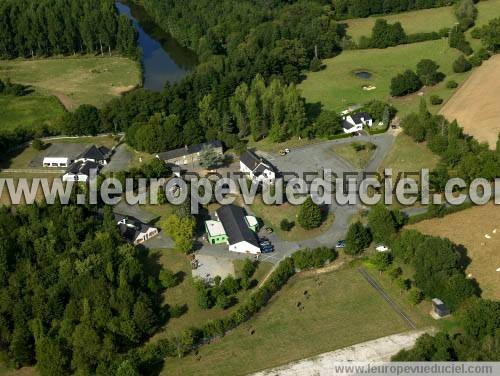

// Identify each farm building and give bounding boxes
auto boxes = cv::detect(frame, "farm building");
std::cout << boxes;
[43,157,70,168]
[240,150,277,185]
[342,112,373,134]
[205,204,260,254]
[156,140,223,168]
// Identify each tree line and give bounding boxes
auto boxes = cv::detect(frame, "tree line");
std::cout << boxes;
[0,0,138,59]
[331,0,455,19]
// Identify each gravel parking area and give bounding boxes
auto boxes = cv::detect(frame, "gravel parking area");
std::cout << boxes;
[192,253,236,281]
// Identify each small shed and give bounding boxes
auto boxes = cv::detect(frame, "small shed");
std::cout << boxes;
[431,298,450,319]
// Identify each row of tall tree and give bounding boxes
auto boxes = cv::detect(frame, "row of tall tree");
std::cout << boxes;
[0,0,138,58]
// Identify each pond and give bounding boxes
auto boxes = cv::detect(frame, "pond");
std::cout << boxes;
[354,71,372,80]
[116,1,198,92]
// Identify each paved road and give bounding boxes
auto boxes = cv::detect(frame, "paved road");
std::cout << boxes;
[102,144,132,173]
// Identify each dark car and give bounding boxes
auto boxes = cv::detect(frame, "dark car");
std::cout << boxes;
[260,244,274,253]
[335,240,346,248]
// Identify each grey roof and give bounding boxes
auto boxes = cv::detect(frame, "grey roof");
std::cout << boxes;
[240,150,262,171]
[350,112,372,124]
[115,214,152,242]
[157,140,222,161]
[341,120,354,130]
[216,204,259,247]
[66,160,99,175]
[78,145,111,161]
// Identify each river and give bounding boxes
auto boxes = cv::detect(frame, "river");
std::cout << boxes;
[116,1,197,92]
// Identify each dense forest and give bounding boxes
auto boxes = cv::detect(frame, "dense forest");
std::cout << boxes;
[0,0,138,58]
[0,204,164,375]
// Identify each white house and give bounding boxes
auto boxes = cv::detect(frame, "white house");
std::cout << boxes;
[62,160,99,182]
[341,112,373,134]
[43,157,70,168]
[240,150,277,185]
[216,205,261,255]
[115,214,159,245]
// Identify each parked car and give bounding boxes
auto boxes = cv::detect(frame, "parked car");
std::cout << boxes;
[375,244,390,252]
[335,240,346,248]
[284,148,290,154]
[260,245,274,253]
[259,241,271,246]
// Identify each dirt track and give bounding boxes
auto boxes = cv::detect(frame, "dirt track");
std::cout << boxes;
[440,55,500,148]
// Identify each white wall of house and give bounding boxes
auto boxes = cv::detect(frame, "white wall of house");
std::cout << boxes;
[229,241,261,254]
[343,123,364,134]
[62,173,89,182]
[43,157,69,167]
[253,168,276,185]
[75,157,107,166]
[135,228,158,245]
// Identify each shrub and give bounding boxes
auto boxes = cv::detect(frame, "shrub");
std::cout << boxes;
[291,247,337,270]
[160,268,179,288]
[280,218,295,231]
[345,222,372,255]
[446,80,458,89]
[430,95,443,105]
[408,288,424,305]
[297,197,323,229]
[309,57,322,72]
[351,142,365,152]
[169,304,188,318]
[390,70,422,97]
[32,138,45,151]
[452,55,472,73]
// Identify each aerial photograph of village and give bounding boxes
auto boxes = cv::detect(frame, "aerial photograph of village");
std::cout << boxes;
[0,0,499,375]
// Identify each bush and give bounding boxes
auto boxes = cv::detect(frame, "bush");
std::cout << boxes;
[345,222,372,255]
[309,57,322,72]
[430,95,443,105]
[160,268,179,288]
[32,138,45,151]
[446,80,458,89]
[452,55,472,73]
[351,142,365,152]
[280,218,295,231]
[297,197,323,230]
[390,70,422,97]
[291,247,337,270]
[408,288,424,305]
[169,304,188,318]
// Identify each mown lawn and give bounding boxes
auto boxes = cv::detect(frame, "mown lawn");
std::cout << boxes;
[245,195,334,242]
[379,133,439,181]
[161,266,419,376]
[0,55,141,109]
[345,5,456,43]
[0,94,65,131]
[151,249,273,338]
[332,141,376,169]
[299,39,466,117]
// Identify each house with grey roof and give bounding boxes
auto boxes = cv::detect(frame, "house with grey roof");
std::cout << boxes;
[115,214,159,245]
[75,145,112,165]
[341,112,373,134]
[240,150,277,185]
[156,140,223,169]
[62,160,99,182]
[212,204,261,254]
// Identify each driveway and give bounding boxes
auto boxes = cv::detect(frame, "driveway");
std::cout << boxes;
[102,144,132,173]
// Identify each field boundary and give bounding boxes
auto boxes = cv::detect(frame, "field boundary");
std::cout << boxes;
[358,268,417,329]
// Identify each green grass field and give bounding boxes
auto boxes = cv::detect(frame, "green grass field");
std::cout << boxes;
[345,0,500,43]
[162,266,427,376]
[332,141,376,169]
[299,39,467,117]
[379,133,439,180]
[151,249,273,338]
[0,94,65,131]
[0,55,141,110]
[345,6,456,43]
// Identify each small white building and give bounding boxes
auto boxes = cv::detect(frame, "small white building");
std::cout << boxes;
[43,157,70,168]
[240,150,277,185]
[342,112,373,134]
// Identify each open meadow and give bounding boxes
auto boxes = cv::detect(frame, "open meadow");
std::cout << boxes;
[0,56,141,110]
[0,95,65,131]
[299,39,465,116]
[409,203,500,300]
[345,0,500,43]
[162,266,430,376]
[439,55,500,148]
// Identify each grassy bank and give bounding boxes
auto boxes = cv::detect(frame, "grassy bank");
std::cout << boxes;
[0,55,141,110]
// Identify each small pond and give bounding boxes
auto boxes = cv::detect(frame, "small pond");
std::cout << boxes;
[354,71,372,80]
